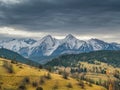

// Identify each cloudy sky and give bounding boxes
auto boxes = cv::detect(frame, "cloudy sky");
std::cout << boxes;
[0,0,120,43]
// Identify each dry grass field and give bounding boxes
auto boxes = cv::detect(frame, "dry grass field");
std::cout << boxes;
[0,58,106,90]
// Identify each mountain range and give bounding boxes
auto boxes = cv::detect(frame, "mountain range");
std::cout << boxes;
[0,34,120,63]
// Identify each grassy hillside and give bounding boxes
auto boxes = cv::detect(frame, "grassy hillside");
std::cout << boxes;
[0,58,106,90]
[46,50,120,67]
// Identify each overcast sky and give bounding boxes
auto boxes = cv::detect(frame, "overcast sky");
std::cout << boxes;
[0,0,120,43]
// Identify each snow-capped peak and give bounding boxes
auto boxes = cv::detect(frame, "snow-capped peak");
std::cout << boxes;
[65,34,76,40]
[0,39,31,53]
[31,35,55,47]
[59,34,85,50]
[29,35,60,56]
[42,35,53,40]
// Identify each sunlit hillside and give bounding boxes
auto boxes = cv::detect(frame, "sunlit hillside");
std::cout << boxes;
[0,58,106,90]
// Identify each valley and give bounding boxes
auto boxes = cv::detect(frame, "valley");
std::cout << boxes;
[46,61,120,90]
[46,51,120,90]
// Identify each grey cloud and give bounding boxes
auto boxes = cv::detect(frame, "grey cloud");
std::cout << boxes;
[0,0,120,36]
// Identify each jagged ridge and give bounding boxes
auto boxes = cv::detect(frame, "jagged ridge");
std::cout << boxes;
[0,34,120,63]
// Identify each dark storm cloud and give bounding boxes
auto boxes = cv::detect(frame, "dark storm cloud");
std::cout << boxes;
[0,0,120,34]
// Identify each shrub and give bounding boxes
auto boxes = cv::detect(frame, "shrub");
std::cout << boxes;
[38,65,43,69]
[32,81,38,87]
[3,62,14,73]
[46,73,52,79]
[88,82,93,87]
[18,85,26,90]
[46,66,52,72]
[23,77,30,84]
[66,83,73,88]
[39,76,45,85]
[63,71,69,79]
[58,70,63,75]
[11,60,17,64]
[52,82,59,90]
[0,82,3,85]
[78,80,85,89]
[19,66,23,69]
[36,87,43,90]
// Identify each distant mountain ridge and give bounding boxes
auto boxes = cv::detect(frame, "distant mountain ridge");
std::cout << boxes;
[0,48,40,66]
[46,50,120,67]
[0,34,120,63]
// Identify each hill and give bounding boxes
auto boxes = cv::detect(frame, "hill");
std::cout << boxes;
[0,48,40,67]
[0,58,106,90]
[46,50,120,67]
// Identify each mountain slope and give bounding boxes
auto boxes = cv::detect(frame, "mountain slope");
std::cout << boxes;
[46,50,120,67]
[0,48,40,66]
[29,35,60,57]
[52,34,86,56]
[0,38,36,57]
